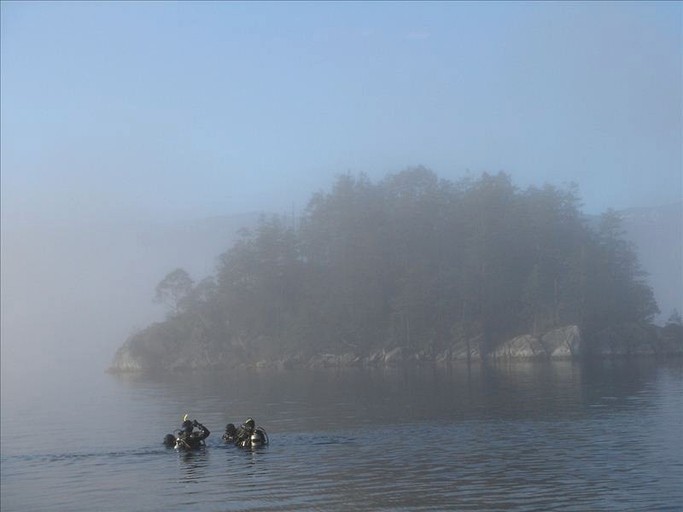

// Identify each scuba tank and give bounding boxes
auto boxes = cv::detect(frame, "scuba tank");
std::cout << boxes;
[250,426,269,446]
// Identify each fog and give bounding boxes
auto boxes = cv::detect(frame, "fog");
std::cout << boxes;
[1,2,681,393]
[0,216,256,390]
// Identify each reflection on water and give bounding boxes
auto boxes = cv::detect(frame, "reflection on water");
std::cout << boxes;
[2,359,682,511]
[119,359,671,428]
[177,448,210,484]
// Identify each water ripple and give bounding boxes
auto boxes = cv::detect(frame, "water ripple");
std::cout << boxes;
[2,361,682,511]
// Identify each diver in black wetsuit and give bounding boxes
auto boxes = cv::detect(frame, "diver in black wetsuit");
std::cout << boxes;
[162,433,176,447]
[174,419,210,450]
[234,418,255,447]
[234,418,269,448]
[222,423,237,444]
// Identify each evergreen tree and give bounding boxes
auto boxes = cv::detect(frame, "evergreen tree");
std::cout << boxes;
[135,169,660,366]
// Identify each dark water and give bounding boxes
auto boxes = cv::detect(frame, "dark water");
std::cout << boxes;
[2,359,682,511]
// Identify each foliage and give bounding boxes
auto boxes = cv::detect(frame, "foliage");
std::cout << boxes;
[154,268,194,316]
[139,169,659,363]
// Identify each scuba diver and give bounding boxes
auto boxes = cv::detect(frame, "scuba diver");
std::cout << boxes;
[162,433,176,447]
[222,423,237,444]
[174,417,210,450]
[234,418,255,447]
[234,418,269,448]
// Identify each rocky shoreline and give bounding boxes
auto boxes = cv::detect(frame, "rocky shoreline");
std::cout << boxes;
[109,323,683,374]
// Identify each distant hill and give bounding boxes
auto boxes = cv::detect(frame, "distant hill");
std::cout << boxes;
[618,202,683,324]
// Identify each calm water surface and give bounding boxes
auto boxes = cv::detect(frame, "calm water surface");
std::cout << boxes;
[1,359,682,511]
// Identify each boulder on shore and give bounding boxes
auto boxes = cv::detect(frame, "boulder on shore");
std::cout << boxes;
[489,326,581,361]
[490,334,545,360]
[542,325,581,358]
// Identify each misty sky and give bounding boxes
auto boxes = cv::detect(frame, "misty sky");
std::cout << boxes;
[1,1,681,227]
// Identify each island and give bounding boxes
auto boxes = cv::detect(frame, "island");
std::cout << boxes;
[109,169,683,373]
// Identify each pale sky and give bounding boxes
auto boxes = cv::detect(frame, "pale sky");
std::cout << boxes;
[1,1,681,226]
